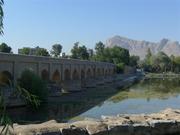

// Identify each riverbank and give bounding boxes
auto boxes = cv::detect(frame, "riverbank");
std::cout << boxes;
[145,72,180,78]
[2,108,180,135]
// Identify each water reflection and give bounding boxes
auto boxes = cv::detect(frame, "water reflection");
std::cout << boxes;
[7,78,180,123]
[7,85,119,124]
[110,78,180,103]
[78,78,180,118]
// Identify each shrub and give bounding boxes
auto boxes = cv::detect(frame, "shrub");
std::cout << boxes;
[116,63,125,73]
[18,70,48,101]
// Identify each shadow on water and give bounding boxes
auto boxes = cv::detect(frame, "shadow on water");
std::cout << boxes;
[7,77,180,124]
[6,83,125,124]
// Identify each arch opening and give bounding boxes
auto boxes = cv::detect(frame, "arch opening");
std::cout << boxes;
[105,69,108,76]
[0,71,13,86]
[52,70,61,82]
[81,70,85,80]
[72,69,79,80]
[41,69,49,81]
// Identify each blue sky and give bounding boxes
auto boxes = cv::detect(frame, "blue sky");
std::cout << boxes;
[0,0,180,54]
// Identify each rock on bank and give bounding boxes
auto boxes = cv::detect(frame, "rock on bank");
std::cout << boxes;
[2,108,180,135]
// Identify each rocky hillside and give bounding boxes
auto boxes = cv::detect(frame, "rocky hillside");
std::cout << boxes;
[106,35,180,59]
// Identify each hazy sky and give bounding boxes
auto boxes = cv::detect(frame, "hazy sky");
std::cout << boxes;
[0,0,180,54]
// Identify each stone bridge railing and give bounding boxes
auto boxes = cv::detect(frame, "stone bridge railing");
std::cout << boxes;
[0,53,116,92]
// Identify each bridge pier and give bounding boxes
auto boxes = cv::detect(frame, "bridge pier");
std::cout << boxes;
[61,80,81,92]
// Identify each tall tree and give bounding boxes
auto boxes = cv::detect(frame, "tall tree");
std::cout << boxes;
[0,0,3,35]
[50,44,62,57]
[129,55,140,67]
[94,41,105,61]
[95,41,105,55]
[71,42,79,59]
[35,47,50,56]
[0,43,12,53]
[78,45,89,60]
[18,47,31,55]
[70,42,89,60]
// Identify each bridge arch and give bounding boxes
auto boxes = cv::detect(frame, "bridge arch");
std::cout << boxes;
[64,69,71,81]
[52,69,61,82]
[41,69,49,81]
[0,71,13,86]
[72,69,79,80]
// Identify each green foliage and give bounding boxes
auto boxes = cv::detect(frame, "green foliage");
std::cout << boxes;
[0,81,40,134]
[116,63,125,73]
[95,41,105,55]
[18,70,48,101]
[18,47,31,55]
[140,50,180,73]
[93,44,130,65]
[35,47,50,56]
[51,44,62,57]
[88,49,94,60]
[0,88,13,135]
[70,42,89,60]
[0,43,12,53]
[0,0,3,35]
[129,55,140,67]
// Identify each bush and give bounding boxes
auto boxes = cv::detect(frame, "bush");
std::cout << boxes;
[116,63,125,73]
[18,70,48,101]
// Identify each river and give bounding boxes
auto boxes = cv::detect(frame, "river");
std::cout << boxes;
[6,77,180,124]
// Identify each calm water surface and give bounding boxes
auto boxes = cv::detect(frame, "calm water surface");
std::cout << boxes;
[7,78,180,123]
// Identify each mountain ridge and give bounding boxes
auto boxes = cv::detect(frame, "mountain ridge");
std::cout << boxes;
[106,35,180,59]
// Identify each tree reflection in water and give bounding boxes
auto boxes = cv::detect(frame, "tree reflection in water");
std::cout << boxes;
[110,78,180,103]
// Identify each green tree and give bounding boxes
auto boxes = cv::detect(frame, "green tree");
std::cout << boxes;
[170,55,175,72]
[35,47,50,56]
[78,45,89,60]
[18,70,48,101]
[18,47,31,55]
[150,52,171,72]
[50,44,62,57]
[71,42,79,59]
[145,48,152,65]
[129,55,140,67]
[94,41,105,61]
[70,42,89,60]
[0,0,3,35]
[95,41,105,55]
[174,56,180,73]
[0,43,12,53]
[88,49,94,59]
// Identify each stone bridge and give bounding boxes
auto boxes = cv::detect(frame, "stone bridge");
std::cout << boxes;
[0,53,116,92]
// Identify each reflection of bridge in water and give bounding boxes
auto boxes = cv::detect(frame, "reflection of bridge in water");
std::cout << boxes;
[7,85,120,123]
[0,53,116,92]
